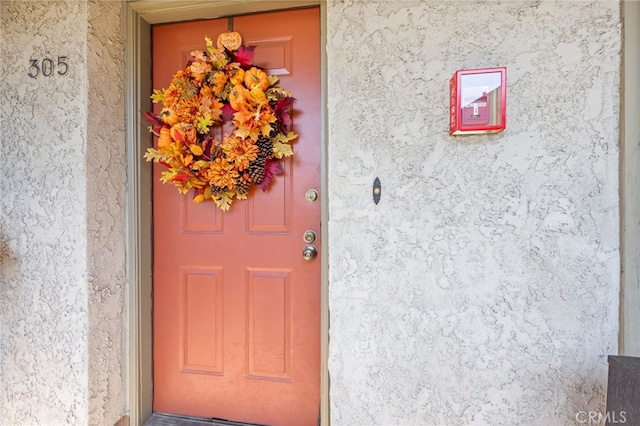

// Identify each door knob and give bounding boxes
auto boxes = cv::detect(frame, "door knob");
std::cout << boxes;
[302,245,318,261]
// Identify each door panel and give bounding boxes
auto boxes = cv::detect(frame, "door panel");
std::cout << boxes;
[151,8,321,426]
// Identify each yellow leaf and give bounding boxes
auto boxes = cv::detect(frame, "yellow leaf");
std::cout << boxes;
[193,194,204,203]
[151,89,164,103]
[160,170,177,183]
[234,127,249,139]
[213,192,234,211]
[249,86,268,105]
[196,115,214,133]
[272,141,294,159]
[190,144,203,156]
[143,148,167,162]
[273,131,298,144]
[204,186,213,200]
[205,36,215,55]
[267,87,292,101]
[260,122,273,138]
[192,160,209,170]
[272,131,297,158]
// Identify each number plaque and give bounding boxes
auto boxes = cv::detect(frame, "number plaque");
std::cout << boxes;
[28,56,69,78]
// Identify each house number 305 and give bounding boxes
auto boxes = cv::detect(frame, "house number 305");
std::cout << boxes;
[27,56,69,78]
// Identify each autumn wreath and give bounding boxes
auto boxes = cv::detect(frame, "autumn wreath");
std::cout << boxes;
[144,35,297,211]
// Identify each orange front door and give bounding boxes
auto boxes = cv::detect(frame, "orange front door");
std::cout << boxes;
[151,8,321,426]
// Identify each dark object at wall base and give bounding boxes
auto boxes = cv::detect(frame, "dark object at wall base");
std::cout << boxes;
[606,356,640,425]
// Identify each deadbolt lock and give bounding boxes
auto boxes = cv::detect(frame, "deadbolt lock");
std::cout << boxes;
[305,189,319,203]
[303,230,317,243]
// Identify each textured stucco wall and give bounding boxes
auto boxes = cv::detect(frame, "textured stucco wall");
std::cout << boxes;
[0,0,623,424]
[0,1,127,424]
[327,1,620,425]
[86,0,127,423]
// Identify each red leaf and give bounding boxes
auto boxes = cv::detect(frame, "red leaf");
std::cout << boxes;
[258,160,283,191]
[173,173,190,182]
[232,45,256,68]
[274,97,295,130]
[170,127,186,144]
[143,111,164,134]
[221,103,235,121]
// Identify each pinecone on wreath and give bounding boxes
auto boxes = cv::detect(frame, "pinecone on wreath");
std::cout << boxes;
[256,136,273,158]
[236,172,252,195]
[236,181,251,195]
[211,185,225,194]
[248,157,266,184]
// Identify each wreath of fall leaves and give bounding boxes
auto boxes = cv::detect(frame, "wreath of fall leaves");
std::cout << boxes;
[144,36,297,211]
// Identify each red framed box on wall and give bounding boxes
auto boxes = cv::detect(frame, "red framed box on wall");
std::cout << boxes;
[449,67,506,136]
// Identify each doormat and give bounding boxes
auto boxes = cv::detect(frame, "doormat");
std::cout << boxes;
[144,412,268,426]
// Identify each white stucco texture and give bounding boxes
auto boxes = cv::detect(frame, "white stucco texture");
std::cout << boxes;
[327,1,620,425]
[0,1,127,424]
[0,0,624,424]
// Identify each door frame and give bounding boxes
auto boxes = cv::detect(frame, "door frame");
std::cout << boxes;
[620,1,640,357]
[124,2,329,424]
